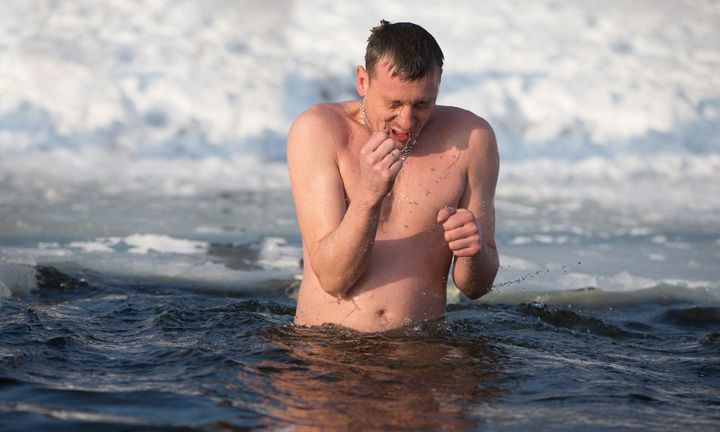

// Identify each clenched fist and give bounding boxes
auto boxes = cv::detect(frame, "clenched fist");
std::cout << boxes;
[436,207,483,257]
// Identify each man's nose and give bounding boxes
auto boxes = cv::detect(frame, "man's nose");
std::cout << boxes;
[397,106,414,131]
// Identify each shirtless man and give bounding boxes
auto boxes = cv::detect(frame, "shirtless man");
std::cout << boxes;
[287,20,499,332]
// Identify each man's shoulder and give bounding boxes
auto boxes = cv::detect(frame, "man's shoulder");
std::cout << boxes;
[434,105,493,131]
[287,102,351,157]
[432,105,496,151]
[432,106,498,179]
[293,102,349,131]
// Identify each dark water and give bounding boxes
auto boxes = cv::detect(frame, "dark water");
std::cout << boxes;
[1,267,719,431]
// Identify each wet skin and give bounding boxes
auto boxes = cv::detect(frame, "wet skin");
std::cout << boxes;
[287,60,499,332]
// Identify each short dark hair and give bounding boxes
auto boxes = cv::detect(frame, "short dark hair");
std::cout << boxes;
[365,20,444,81]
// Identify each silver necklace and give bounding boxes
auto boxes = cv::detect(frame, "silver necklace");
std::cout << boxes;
[360,98,418,161]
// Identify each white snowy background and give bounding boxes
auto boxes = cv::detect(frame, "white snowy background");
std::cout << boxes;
[1,0,718,298]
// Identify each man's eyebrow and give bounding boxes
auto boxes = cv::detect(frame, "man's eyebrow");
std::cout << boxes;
[384,97,431,105]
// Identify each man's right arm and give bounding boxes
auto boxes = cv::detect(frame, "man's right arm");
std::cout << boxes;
[287,106,401,297]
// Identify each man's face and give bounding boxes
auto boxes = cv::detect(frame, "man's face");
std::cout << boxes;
[359,60,441,145]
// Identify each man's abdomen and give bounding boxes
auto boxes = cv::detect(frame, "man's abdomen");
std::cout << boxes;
[294,235,452,332]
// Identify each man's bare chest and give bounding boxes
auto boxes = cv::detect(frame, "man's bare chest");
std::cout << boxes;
[339,150,467,234]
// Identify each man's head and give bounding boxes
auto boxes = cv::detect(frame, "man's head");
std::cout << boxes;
[365,20,444,81]
[356,20,444,144]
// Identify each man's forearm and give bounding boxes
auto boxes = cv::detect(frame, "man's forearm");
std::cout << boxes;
[452,241,499,299]
[310,195,383,297]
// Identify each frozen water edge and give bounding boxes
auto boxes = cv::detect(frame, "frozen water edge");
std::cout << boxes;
[1,150,719,223]
[0,235,303,298]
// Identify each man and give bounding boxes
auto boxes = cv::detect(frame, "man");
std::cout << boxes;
[287,20,499,332]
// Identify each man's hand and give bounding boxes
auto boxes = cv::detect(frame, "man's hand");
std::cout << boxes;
[358,130,403,200]
[437,207,483,257]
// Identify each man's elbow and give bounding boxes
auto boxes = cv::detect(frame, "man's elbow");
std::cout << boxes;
[462,282,493,300]
[316,273,350,298]
[456,257,499,300]
[307,250,352,297]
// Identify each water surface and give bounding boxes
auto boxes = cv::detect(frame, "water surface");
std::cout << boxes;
[1,265,718,431]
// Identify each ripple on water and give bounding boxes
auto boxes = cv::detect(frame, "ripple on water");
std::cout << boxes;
[0,266,718,430]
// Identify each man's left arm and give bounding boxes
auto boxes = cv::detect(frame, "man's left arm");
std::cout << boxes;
[437,117,499,299]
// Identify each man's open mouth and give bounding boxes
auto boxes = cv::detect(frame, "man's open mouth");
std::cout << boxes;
[389,128,410,143]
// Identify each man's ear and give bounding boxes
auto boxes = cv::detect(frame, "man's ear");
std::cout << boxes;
[356,65,369,97]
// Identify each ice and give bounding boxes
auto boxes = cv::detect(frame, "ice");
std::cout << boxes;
[0,262,37,298]
[257,237,302,270]
[0,1,718,294]
[1,1,717,199]
[68,241,115,253]
[0,235,302,292]
[123,234,207,255]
